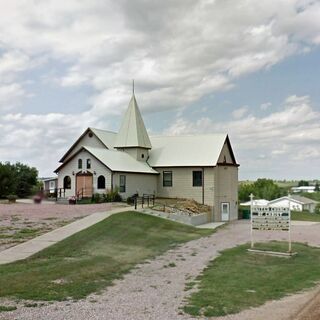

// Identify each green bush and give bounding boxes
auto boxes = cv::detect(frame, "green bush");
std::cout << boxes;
[7,194,17,203]
[315,204,320,215]
[104,188,122,202]
[92,193,102,203]
[0,162,38,198]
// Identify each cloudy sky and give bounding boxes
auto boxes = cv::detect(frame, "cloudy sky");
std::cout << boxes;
[0,0,319,180]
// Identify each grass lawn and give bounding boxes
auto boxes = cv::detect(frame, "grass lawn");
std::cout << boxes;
[0,211,212,301]
[291,211,320,222]
[184,242,320,317]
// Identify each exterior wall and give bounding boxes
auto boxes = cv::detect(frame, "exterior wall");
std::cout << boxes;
[64,132,106,162]
[44,179,58,193]
[113,172,157,199]
[303,203,317,213]
[155,167,215,207]
[57,150,112,198]
[213,165,238,221]
[119,148,149,161]
[270,199,303,211]
[218,142,234,163]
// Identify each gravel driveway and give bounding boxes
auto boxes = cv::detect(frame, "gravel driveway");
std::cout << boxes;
[1,220,320,320]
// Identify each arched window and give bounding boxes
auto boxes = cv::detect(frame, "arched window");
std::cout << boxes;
[63,176,71,189]
[78,159,82,169]
[86,159,91,169]
[97,175,106,189]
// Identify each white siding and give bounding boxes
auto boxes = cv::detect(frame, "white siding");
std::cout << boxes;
[113,172,157,199]
[270,199,303,211]
[57,150,112,198]
[155,167,215,207]
[218,142,234,163]
[119,148,149,161]
[64,132,106,162]
[213,165,238,221]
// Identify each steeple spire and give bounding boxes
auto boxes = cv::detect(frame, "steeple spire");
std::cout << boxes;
[132,79,135,95]
[114,91,152,150]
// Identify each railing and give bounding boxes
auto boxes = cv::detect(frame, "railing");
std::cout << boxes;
[133,194,155,209]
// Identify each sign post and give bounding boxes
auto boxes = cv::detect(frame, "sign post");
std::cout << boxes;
[249,193,295,257]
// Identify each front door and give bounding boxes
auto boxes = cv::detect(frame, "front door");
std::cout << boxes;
[76,173,93,198]
[221,202,230,221]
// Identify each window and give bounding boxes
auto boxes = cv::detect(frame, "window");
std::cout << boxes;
[86,159,91,169]
[78,159,82,169]
[63,176,71,189]
[119,175,126,193]
[97,175,106,189]
[163,171,172,187]
[141,154,144,159]
[192,171,202,187]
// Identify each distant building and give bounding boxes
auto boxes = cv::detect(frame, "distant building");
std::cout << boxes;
[39,177,58,194]
[291,186,315,193]
[54,93,240,222]
[240,199,269,206]
[268,195,318,213]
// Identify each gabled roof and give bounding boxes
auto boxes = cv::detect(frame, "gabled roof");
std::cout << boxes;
[89,128,117,149]
[114,95,152,149]
[55,146,158,174]
[59,128,116,163]
[84,146,157,174]
[148,134,238,167]
[269,195,318,205]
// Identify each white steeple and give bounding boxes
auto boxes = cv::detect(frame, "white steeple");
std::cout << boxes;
[114,93,152,150]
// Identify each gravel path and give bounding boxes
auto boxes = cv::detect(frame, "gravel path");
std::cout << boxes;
[1,220,320,320]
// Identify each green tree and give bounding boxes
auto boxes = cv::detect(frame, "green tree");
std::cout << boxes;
[0,162,16,197]
[315,182,319,192]
[0,162,38,198]
[238,178,285,201]
[298,180,309,187]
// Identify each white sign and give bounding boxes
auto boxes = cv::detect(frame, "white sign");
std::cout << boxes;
[251,207,290,231]
[250,194,292,253]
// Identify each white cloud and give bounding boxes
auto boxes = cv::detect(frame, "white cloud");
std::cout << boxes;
[232,106,249,119]
[260,102,272,110]
[164,95,320,179]
[0,1,320,178]
[0,83,27,111]
[0,0,319,115]
[0,110,100,175]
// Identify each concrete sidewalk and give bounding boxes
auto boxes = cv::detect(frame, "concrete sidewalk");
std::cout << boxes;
[0,206,131,265]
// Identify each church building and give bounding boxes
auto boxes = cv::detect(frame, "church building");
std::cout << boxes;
[55,93,239,222]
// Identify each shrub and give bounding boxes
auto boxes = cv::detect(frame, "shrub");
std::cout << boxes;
[92,193,102,203]
[104,188,122,202]
[7,194,17,203]
[315,204,320,215]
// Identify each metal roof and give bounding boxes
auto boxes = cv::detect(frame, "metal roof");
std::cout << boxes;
[84,146,158,174]
[240,199,269,206]
[269,195,318,205]
[90,128,116,149]
[147,134,228,167]
[114,95,152,149]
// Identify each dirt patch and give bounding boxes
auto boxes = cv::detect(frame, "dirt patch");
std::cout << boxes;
[154,198,211,216]
[0,202,123,251]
